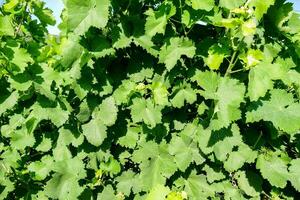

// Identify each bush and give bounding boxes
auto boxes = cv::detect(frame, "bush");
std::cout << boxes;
[1,0,300,199]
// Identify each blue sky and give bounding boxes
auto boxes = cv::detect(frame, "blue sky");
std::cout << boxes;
[44,0,64,35]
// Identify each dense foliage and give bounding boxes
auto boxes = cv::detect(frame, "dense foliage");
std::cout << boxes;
[1,0,300,199]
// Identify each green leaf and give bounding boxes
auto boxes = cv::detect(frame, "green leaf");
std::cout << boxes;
[118,126,140,148]
[145,3,176,37]
[44,157,86,199]
[151,77,169,106]
[82,119,107,146]
[146,184,170,200]
[28,156,53,181]
[248,61,289,101]
[3,0,18,12]
[249,0,275,21]
[171,83,197,108]
[247,89,300,134]
[191,70,220,99]
[235,171,262,197]
[93,96,118,126]
[0,91,19,116]
[203,165,226,183]
[289,159,300,192]
[219,0,245,9]
[32,0,56,25]
[97,185,117,200]
[256,151,289,188]
[169,136,204,171]
[10,129,36,150]
[130,98,162,128]
[193,72,246,130]
[30,104,69,127]
[212,124,243,161]
[187,0,215,11]
[180,171,216,199]
[203,44,229,70]
[59,35,83,69]
[116,170,139,196]
[223,144,257,172]
[0,16,14,36]
[36,138,52,152]
[11,47,34,73]
[64,0,110,35]
[159,37,196,71]
[134,142,177,191]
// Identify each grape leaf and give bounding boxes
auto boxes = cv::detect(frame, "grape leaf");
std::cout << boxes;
[82,119,107,146]
[159,37,196,71]
[219,0,245,9]
[249,0,275,20]
[93,96,118,126]
[289,159,300,192]
[0,16,14,36]
[130,98,162,128]
[247,89,300,134]
[145,3,176,37]
[187,0,215,11]
[256,151,289,188]
[64,0,110,35]
[235,171,262,197]
[145,184,170,200]
[171,83,197,108]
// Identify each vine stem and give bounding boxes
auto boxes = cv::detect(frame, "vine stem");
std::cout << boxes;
[253,131,263,149]
[179,0,187,36]
[225,50,238,76]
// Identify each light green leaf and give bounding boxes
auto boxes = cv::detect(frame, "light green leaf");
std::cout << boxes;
[247,89,300,134]
[82,119,107,146]
[0,16,14,36]
[211,77,245,129]
[219,0,245,9]
[11,47,34,73]
[28,156,53,181]
[169,136,204,171]
[256,152,289,188]
[249,0,275,21]
[130,98,162,128]
[235,171,262,197]
[0,91,19,116]
[64,0,110,35]
[192,70,220,99]
[181,171,216,199]
[44,157,86,199]
[32,1,56,25]
[159,37,196,71]
[97,185,117,200]
[135,142,177,191]
[30,104,69,127]
[223,144,257,172]
[10,129,35,150]
[203,165,226,183]
[145,3,176,37]
[146,185,170,200]
[3,0,18,12]
[187,0,215,11]
[204,44,229,70]
[116,170,138,196]
[93,96,118,126]
[118,126,140,148]
[248,61,288,101]
[171,84,197,108]
[289,159,300,192]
